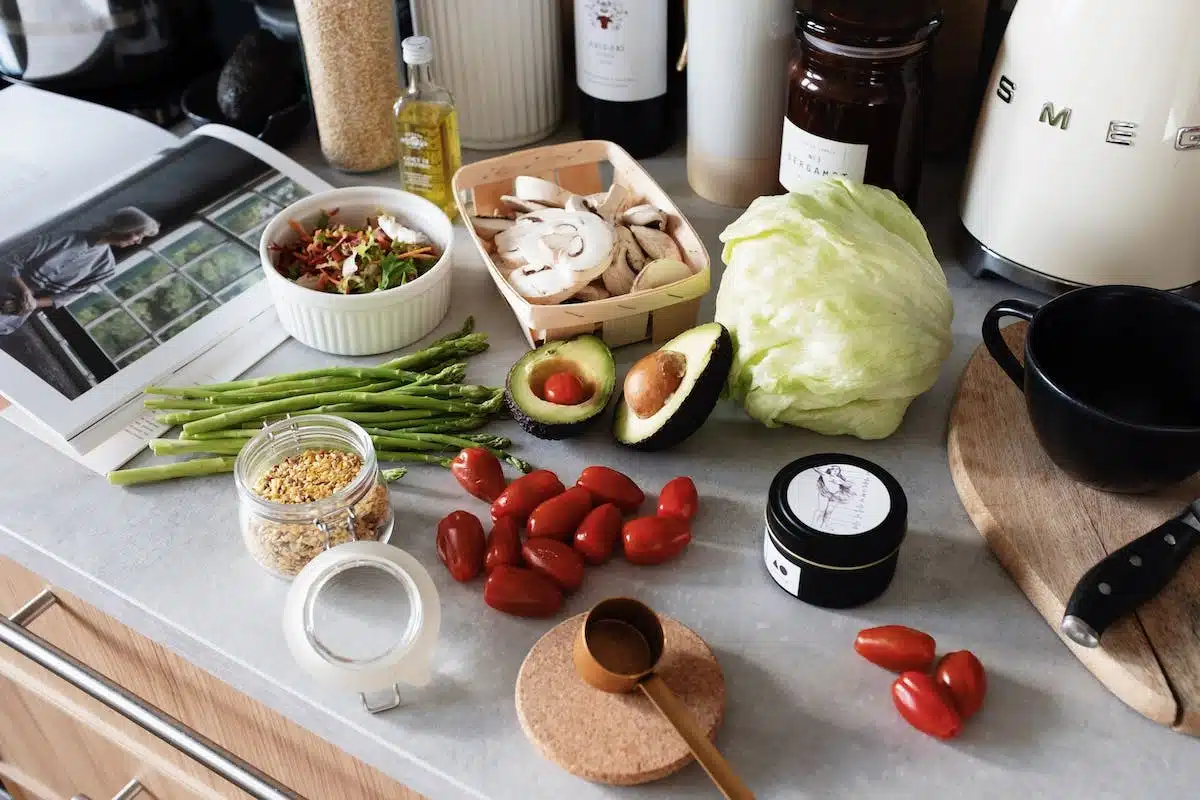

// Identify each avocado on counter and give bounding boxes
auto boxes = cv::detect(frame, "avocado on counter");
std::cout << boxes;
[506,336,616,440]
[613,323,733,451]
[216,30,302,130]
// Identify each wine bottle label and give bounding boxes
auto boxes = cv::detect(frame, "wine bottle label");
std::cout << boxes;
[778,117,869,191]
[574,0,667,102]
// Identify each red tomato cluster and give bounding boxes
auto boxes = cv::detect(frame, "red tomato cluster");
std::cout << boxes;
[854,624,988,740]
[441,451,698,617]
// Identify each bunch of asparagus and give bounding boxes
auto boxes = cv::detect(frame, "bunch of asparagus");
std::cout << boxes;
[107,319,531,486]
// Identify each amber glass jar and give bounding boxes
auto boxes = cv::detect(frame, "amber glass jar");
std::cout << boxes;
[780,4,942,207]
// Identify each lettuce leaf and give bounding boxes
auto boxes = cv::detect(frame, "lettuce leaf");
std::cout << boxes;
[715,178,953,440]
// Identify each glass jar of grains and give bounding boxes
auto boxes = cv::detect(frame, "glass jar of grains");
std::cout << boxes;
[235,416,394,579]
[293,0,402,172]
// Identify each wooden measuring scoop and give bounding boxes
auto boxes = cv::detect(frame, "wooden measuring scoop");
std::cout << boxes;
[572,598,754,799]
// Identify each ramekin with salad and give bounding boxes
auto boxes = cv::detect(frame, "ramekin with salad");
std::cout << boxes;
[258,186,454,356]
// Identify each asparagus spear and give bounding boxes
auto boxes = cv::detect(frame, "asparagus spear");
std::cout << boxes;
[381,467,408,483]
[180,429,257,441]
[374,451,454,468]
[107,457,237,486]
[149,439,245,456]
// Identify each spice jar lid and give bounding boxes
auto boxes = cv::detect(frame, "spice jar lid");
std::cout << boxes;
[766,453,907,570]
[797,1,942,51]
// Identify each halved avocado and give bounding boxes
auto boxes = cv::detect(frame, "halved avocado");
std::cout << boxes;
[506,335,616,440]
[613,323,733,451]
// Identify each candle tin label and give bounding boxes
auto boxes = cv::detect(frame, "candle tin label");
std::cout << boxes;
[785,463,890,536]
[763,528,801,596]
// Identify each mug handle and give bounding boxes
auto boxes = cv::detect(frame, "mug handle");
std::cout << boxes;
[982,299,1041,389]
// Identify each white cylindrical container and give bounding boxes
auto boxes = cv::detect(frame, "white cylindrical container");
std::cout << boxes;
[412,0,563,150]
[686,0,794,207]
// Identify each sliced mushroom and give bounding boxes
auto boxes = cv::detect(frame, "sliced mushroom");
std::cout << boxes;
[616,225,646,273]
[500,195,550,214]
[471,215,516,240]
[513,210,615,276]
[600,246,637,296]
[629,225,682,263]
[563,194,595,215]
[593,184,630,223]
[508,263,585,305]
[493,215,539,252]
[502,209,617,303]
[494,246,528,272]
[620,204,668,230]
[631,258,693,292]
[513,175,568,207]
[572,282,611,302]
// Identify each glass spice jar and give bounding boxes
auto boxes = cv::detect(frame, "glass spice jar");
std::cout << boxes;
[235,416,394,579]
[294,0,403,172]
[780,3,942,208]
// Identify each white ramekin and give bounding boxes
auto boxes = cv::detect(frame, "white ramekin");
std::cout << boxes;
[259,186,453,356]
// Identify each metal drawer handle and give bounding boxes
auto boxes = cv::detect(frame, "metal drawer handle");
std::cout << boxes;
[2,589,303,800]
[71,777,145,800]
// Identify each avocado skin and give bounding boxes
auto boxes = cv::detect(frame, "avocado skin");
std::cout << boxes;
[505,391,607,440]
[613,325,734,452]
[505,336,616,440]
[217,31,301,129]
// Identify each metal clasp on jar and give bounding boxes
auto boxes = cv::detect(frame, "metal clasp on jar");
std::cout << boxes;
[314,506,358,551]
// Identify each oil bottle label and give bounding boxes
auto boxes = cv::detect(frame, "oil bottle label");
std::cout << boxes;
[575,0,667,102]
[779,117,869,191]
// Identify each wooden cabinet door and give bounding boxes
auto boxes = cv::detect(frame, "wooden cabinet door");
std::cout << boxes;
[0,668,208,799]
[0,555,422,799]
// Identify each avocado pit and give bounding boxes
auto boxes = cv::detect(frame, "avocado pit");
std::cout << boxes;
[624,350,687,419]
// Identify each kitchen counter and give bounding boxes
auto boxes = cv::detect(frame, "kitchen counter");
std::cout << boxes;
[2,136,1196,800]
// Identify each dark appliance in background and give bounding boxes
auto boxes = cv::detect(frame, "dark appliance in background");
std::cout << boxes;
[0,0,225,124]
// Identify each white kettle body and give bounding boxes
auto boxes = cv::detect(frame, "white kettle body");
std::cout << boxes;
[959,0,1200,292]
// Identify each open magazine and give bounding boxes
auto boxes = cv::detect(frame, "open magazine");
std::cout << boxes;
[0,84,330,473]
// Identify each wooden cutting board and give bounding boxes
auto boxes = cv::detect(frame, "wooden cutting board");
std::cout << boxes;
[948,322,1200,734]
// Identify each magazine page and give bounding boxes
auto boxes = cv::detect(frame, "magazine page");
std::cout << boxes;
[0,88,330,462]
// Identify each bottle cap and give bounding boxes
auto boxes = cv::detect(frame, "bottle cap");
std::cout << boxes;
[402,35,433,65]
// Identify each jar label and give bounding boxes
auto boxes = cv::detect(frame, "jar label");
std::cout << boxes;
[763,528,801,596]
[786,464,890,536]
[574,0,667,102]
[778,117,869,191]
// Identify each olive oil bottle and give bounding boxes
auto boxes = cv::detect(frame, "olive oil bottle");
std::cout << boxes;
[394,36,462,218]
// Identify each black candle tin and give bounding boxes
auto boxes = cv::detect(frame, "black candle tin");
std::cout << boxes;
[763,453,907,608]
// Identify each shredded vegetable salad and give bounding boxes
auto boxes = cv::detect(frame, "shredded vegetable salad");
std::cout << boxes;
[271,209,440,294]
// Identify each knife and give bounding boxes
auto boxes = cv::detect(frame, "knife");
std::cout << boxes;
[1061,501,1200,648]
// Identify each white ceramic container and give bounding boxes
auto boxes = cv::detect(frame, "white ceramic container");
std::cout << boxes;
[259,186,453,356]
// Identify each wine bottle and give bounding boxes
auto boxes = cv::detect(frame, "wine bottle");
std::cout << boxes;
[574,0,678,158]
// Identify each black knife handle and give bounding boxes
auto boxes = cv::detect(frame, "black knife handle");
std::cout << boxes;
[1061,516,1200,647]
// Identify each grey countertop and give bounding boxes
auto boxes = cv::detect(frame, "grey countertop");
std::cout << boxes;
[2,135,1196,800]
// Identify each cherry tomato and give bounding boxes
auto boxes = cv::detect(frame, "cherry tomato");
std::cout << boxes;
[854,625,936,673]
[491,470,565,524]
[935,650,988,720]
[576,466,644,513]
[522,538,586,593]
[574,503,623,565]
[527,486,594,540]
[484,516,522,573]
[435,510,486,582]
[891,671,962,740]
[450,448,506,503]
[622,516,691,565]
[657,476,698,521]
[542,371,588,405]
[484,566,563,617]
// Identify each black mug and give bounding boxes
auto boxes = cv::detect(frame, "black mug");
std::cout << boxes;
[982,285,1200,494]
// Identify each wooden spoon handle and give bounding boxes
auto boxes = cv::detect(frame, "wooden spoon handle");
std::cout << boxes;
[639,674,754,800]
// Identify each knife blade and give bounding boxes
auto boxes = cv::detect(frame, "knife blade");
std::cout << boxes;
[1061,501,1200,648]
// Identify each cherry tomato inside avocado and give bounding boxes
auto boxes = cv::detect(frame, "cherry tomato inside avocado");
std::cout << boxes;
[542,371,589,405]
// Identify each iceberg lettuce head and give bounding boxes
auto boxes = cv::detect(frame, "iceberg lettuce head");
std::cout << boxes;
[715,178,953,440]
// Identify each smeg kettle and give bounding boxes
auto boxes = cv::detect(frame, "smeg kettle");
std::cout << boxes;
[958,0,1200,293]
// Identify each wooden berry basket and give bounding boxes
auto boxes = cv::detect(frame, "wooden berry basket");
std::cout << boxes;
[452,140,710,349]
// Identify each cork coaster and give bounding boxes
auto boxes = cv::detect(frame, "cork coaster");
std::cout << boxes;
[515,613,725,786]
